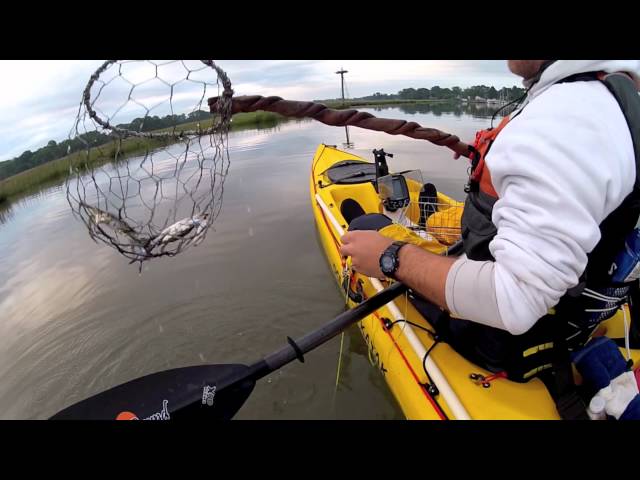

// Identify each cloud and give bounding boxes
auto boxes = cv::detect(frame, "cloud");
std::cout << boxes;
[0,60,519,161]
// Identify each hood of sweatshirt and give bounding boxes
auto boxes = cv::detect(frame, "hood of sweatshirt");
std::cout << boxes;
[524,60,640,99]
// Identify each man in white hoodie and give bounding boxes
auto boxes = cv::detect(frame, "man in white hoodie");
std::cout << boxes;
[340,60,640,390]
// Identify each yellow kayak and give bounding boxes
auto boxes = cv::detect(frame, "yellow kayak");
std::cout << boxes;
[310,143,639,419]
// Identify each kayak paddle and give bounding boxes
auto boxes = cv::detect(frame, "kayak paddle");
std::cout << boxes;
[50,281,407,420]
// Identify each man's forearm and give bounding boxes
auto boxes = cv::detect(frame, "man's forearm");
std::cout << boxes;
[394,245,510,331]
[394,244,457,308]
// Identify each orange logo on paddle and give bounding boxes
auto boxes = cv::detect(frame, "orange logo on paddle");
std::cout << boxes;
[115,400,170,420]
[116,411,140,420]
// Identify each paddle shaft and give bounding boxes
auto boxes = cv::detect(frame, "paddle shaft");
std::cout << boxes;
[244,281,408,382]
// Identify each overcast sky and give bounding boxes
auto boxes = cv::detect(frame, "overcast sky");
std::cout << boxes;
[0,60,521,162]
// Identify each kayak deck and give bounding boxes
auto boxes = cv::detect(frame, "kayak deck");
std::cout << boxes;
[310,143,640,420]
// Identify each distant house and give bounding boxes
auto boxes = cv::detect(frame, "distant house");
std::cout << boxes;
[474,96,487,102]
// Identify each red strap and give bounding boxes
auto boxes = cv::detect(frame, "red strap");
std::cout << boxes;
[469,116,511,198]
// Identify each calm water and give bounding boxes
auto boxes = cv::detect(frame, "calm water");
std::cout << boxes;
[0,104,501,419]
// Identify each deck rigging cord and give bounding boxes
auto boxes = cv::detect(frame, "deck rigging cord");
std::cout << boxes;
[490,85,532,128]
[331,267,352,407]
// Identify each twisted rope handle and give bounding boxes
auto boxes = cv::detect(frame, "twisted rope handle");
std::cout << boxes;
[208,95,473,158]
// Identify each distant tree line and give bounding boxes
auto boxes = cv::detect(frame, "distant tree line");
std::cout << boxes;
[117,110,211,133]
[352,85,526,102]
[0,110,212,181]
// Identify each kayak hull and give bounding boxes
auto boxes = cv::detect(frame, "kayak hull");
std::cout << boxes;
[310,143,639,420]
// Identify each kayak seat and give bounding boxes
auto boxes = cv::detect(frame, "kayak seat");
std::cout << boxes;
[326,160,378,185]
[348,213,393,232]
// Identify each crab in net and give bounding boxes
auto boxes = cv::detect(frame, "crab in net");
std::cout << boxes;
[65,60,233,272]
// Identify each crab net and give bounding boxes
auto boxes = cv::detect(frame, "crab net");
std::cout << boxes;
[65,60,233,271]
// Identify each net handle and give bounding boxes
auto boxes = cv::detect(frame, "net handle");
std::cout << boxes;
[208,94,473,158]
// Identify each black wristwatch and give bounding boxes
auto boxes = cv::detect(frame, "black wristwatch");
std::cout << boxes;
[379,241,407,279]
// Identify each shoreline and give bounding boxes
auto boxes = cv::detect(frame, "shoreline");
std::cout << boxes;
[320,99,454,109]
[0,111,291,205]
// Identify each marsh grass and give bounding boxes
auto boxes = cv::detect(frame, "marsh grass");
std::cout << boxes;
[0,112,288,203]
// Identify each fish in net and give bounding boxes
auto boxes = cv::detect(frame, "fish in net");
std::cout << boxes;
[65,60,233,272]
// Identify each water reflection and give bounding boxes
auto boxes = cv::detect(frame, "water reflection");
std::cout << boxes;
[0,202,14,225]
[1,106,483,419]
[369,100,518,120]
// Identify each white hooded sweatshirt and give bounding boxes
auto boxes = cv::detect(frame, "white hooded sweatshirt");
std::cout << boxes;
[445,60,640,335]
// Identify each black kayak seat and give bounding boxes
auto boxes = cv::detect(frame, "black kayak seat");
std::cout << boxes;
[326,160,378,185]
[347,212,393,231]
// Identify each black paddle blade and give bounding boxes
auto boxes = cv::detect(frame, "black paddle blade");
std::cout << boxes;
[50,364,255,420]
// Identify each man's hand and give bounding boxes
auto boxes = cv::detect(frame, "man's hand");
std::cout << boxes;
[339,230,394,279]
[341,229,457,310]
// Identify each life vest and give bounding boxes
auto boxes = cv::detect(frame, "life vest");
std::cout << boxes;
[454,71,640,417]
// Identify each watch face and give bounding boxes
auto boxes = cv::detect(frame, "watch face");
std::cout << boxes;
[381,255,395,272]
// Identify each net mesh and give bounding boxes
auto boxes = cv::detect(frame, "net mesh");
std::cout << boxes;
[382,171,463,247]
[406,197,463,246]
[65,60,233,271]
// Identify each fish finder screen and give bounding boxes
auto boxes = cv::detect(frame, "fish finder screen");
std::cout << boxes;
[392,177,405,196]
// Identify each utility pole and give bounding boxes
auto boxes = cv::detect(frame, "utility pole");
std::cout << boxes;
[336,68,348,106]
[336,68,353,148]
